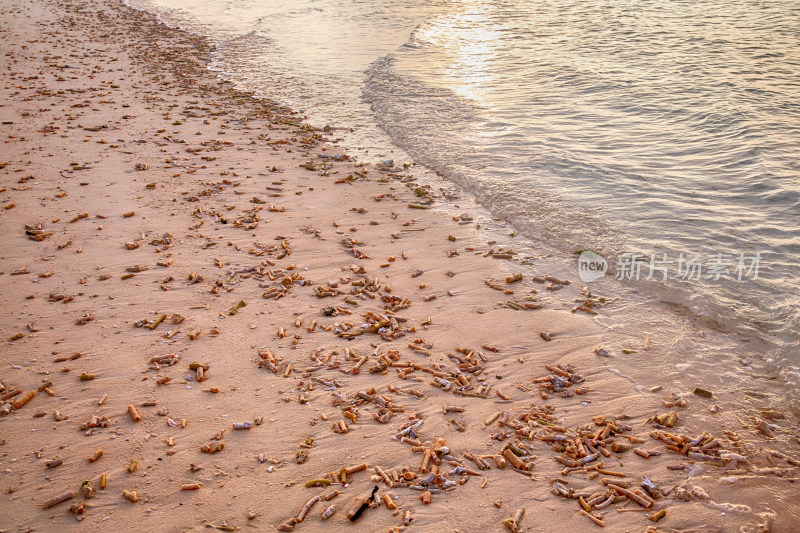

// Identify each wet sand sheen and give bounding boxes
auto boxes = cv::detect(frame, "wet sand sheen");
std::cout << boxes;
[0,0,798,531]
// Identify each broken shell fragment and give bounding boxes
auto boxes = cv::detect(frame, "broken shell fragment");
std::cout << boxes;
[86,449,103,462]
[127,405,141,422]
[82,480,95,499]
[322,490,340,501]
[11,390,35,409]
[383,494,397,510]
[502,448,528,470]
[654,411,678,428]
[605,482,652,508]
[579,509,605,527]
[611,442,630,453]
[69,501,86,519]
[201,442,225,454]
[321,504,337,520]
[346,496,368,522]
[502,508,525,533]
[297,495,321,522]
[277,519,298,531]
[693,387,713,398]
[229,300,246,315]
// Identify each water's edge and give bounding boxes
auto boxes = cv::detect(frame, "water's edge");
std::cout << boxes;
[119,0,799,409]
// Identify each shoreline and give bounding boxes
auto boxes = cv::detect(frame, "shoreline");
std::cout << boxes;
[0,0,798,531]
[130,0,796,388]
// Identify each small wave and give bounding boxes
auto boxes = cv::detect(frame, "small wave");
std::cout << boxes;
[362,0,800,377]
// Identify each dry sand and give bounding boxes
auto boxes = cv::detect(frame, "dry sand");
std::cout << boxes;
[0,0,798,531]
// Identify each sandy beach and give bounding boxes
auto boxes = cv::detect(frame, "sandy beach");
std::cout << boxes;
[0,0,798,531]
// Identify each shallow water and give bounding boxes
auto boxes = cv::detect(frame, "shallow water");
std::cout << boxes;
[126,0,799,386]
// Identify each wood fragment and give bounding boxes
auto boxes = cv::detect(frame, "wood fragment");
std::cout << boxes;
[42,491,75,509]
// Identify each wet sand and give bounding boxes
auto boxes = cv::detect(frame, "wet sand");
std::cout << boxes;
[0,0,798,531]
